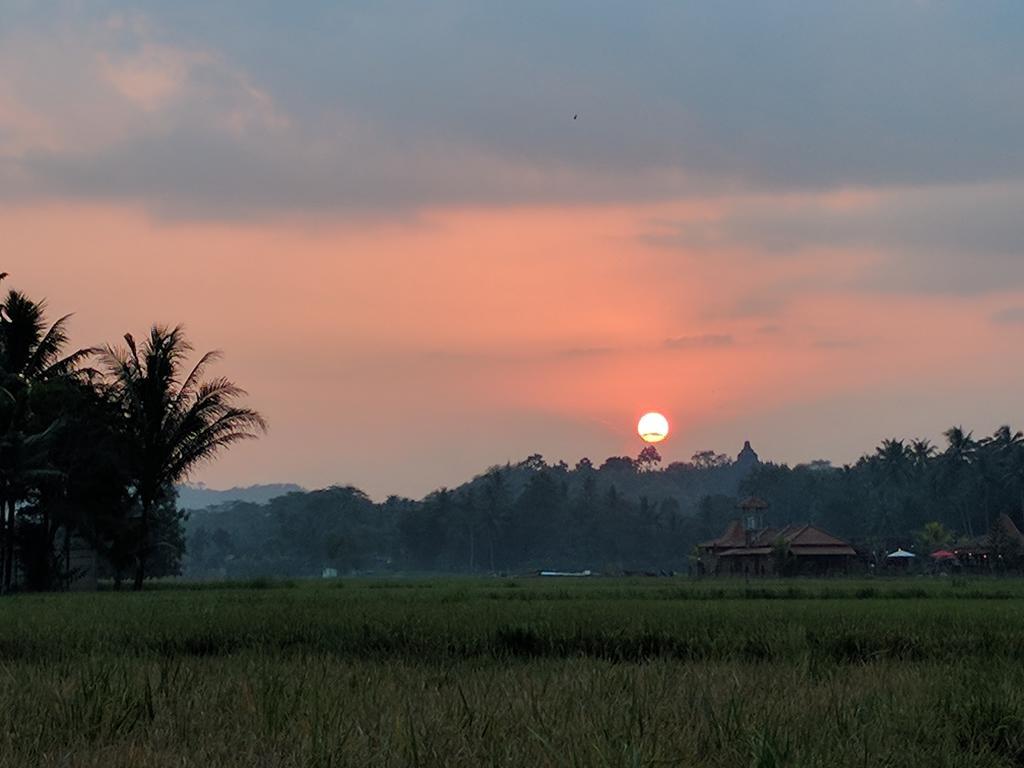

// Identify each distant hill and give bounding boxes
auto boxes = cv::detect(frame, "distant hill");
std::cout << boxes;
[176,483,305,510]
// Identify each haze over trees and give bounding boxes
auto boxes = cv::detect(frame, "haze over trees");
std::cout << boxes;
[185,428,1024,579]
[0,277,264,592]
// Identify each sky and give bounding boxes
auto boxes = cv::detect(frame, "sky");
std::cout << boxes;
[5,1,1024,499]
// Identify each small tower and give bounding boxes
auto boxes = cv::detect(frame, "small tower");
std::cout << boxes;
[738,496,769,541]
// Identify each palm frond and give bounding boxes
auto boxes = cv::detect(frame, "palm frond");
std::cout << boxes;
[103,324,266,496]
[164,406,267,484]
[0,290,46,375]
[169,350,223,416]
[42,346,101,379]
[27,313,71,375]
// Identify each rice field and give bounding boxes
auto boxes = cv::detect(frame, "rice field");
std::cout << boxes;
[4,577,1024,767]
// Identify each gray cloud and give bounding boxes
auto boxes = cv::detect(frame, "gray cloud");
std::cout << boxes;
[5,132,698,220]
[649,182,1024,295]
[2,3,1024,217]
[992,308,1024,326]
[661,184,1024,257]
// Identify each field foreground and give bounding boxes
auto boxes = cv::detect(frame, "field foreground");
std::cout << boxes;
[5,577,1024,767]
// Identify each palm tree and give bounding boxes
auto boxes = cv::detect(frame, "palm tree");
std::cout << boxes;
[943,427,977,465]
[0,289,95,384]
[875,439,911,484]
[909,439,936,471]
[940,427,978,536]
[100,325,266,590]
[482,467,508,573]
[988,426,1024,521]
[0,420,62,590]
[993,426,1024,530]
[0,282,95,591]
[870,439,911,535]
[990,425,1022,449]
[973,434,1002,532]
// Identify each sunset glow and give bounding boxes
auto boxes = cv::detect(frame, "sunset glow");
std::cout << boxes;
[4,4,1024,499]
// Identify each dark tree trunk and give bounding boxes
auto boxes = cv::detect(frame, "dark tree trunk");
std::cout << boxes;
[3,498,14,591]
[133,500,150,591]
[61,522,70,591]
[0,495,6,594]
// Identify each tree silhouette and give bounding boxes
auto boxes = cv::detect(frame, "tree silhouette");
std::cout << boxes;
[940,427,978,536]
[915,521,952,553]
[636,445,662,472]
[101,326,266,590]
[691,450,730,469]
[0,283,94,591]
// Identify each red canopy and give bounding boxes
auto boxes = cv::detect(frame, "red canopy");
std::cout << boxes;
[930,550,957,560]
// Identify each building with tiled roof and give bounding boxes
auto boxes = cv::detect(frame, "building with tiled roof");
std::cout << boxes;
[697,499,857,576]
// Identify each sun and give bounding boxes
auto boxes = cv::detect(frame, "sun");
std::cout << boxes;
[637,412,669,443]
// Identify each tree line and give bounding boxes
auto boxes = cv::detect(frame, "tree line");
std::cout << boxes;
[185,449,773,577]
[744,429,1024,560]
[188,428,1024,579]
[0,277,264,592]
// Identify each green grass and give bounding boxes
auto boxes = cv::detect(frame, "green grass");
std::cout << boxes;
[4,577,1024,766]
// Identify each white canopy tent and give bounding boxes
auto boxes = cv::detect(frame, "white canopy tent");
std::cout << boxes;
[886,548,916,559]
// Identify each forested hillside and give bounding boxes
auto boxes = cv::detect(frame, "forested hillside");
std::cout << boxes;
[176,484,305,510]
[184,449,752,577]
[185,429,1024,578]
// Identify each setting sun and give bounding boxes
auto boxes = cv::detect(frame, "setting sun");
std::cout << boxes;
[637,412,670,443]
